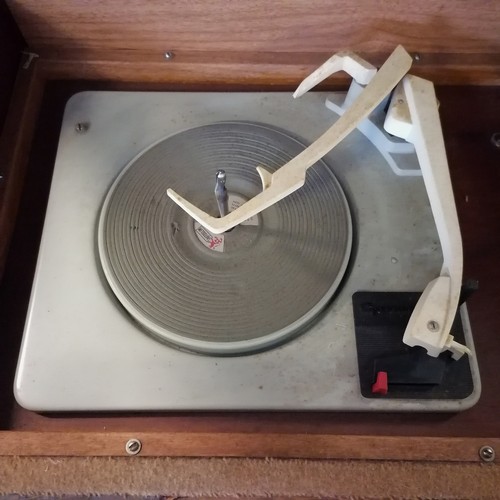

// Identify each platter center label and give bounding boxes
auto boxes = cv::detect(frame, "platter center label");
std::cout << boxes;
[194,193,259,252]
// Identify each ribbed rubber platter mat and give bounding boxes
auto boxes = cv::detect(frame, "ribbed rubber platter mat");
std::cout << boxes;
[98,122,352,354]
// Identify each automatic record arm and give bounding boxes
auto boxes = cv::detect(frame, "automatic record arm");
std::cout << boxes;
[166,45,412,233]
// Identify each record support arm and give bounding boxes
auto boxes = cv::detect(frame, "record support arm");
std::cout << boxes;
[166,46,412,233]
[292,50,377,97]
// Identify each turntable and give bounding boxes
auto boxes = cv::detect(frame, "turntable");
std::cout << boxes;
[14,46,480,412]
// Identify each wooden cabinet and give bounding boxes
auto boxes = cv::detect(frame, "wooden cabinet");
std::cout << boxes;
[0,0,499,465]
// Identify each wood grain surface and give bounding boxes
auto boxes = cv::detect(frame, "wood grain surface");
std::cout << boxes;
[0,66,43,280]
[5,0,500,85]
[0,431,499,461]
[0,2,499,458]
[0,2,39,280]
[0,1,24,133]
[6,0,500,53]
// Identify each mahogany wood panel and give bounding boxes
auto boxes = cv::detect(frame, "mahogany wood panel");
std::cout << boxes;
[0,65,43,280]
[5,0,500,85]
[0,2,24,132]
[6,0,500,54]
[0,432,498,461]
[34,58,500,87]
[0,1,29,280]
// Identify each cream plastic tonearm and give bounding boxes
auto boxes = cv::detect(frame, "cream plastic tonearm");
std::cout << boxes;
[384,75,470,360]
[167,45,412,234]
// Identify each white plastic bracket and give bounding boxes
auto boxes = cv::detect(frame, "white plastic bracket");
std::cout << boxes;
[325,80,421,176]
[384,75,470,360]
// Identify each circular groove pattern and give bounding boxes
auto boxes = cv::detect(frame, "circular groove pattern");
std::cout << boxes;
[98,122,352,354]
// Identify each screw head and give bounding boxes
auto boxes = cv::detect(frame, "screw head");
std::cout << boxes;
[413,53,421,62]
[125,438,142,455]
[479,445,495,462]
[427,320,440,332]
[75,122,89,133]
[491,133,500,149]
[164,51,175,60]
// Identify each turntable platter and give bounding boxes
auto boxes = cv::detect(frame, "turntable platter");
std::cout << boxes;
[98,122,352,354]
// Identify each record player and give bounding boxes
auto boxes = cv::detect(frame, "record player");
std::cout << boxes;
[14,46,481,412]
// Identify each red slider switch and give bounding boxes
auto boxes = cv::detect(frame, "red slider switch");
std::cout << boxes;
[372,371,388,395]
